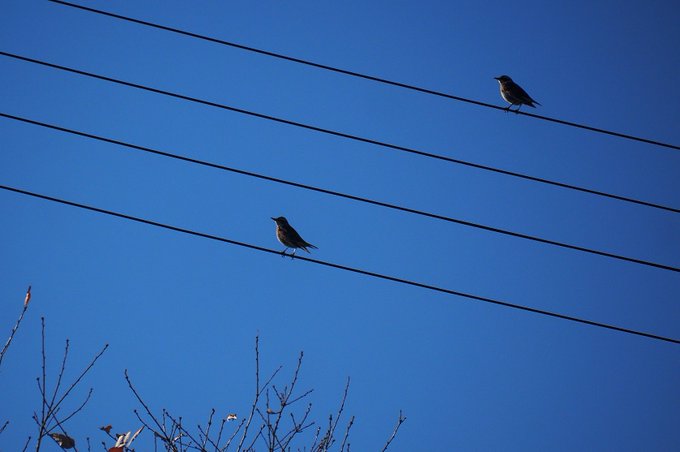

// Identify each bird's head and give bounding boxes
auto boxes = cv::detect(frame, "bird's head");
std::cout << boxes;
[271,216,289,225]
[494,75,512,83]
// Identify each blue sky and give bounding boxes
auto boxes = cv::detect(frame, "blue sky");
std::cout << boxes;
[1,0,679,450]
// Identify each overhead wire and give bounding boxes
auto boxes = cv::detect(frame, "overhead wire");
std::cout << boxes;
[2,112,678,274]
[48,0,680,152]
[1,51,678,217]
[0,183,677,345]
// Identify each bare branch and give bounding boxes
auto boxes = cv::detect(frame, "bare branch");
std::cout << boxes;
[326,377,351,447]
[379,410,406,452]
[221,418,245,451]
[35,317,48,451]
[338,415,354,452]
[47,387,93,431]
[48,343,108,420]
[22,435,32,452]
[199,408,215,451]
[133,408,165,441]
[125,370,169,440]
[0,285,31,369]
[166,411,203,450]
[48,339,71,416]
[0,420,8,435]
[237,336,281,452]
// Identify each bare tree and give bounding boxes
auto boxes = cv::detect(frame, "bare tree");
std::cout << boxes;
[125,336,405,451]
[1,289,405,451]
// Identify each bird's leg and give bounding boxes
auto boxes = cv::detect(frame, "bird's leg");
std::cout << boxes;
[514,104,522,113]
[281,248,289,257]
[290,248,297,259]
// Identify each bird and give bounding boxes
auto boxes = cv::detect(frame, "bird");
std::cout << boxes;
[494,75,540,111]
[271,216,317,257]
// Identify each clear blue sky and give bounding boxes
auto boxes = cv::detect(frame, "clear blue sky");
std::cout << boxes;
[2,1,679,450]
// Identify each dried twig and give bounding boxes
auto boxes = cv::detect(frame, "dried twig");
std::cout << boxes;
[0,285,31,369]
[338,415,354,452]
[236,336,281,452]
[0,420,9,435]
[380,410,406,452]
[33,318,107,451]
[22,435,32,452]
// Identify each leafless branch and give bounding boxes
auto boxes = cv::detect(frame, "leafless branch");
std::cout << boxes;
[379,410,406,452]
[36,317,48,451]
[236,336,282,452]
[133,408,165,442]
[22,435,32,452]
[338,415,354,452]
[166,411,203,450]
[221,418,245,451]
[125,370,170,441]
[47,387,93,431]
[0,285,31,369]
[48,339,70,415]
[198,408,216,451]
[49,343,108,419]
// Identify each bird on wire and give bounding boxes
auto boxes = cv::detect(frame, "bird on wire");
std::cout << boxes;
[495,75,541,111]
[271,216,317,257]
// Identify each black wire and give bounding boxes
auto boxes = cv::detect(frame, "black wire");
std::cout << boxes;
[2,51,678,217]
[2,111,678,274]
[0,183,677,345]
[48,0,680,152]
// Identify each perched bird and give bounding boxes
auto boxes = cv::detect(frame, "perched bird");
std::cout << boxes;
[271,216,317,256]
[50,433,76,449]
[494,75,540,111]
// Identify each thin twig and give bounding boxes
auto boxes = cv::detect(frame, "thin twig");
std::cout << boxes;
[47,387,93,430]
[48,343,108,421]
[125,370,168,439]
[22,435,32,452]
[269,351,305,450]
[280,403,314,449]
[0,286,31,369]
[36,317,48,451]
[214,415,228,450]
[326,377,351,446]
[133,409,165,441]
[166,411,203,450]
[48,339,71,417]
[0,420,9,435]
[379,410,406,452]
[245,424,265,451]
[200,408,215,451]
[338,415,354,452]
[221,418,245,451]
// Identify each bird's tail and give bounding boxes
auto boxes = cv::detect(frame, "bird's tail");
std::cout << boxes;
[305,243,318,251]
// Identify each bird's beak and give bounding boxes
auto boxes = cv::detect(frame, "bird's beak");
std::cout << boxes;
[494,77,500,80]
[271,217,276,221]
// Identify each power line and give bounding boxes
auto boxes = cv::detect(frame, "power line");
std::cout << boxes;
[48,0,680,152]
[2,111,678,274]
[1,183,677,345]
[2,51,678,217]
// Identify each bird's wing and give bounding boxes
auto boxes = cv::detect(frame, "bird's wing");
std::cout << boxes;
[510,81,538,104]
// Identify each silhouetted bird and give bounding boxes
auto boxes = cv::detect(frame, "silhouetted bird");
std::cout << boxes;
[495,75,540,111]
[271,216,317,257]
